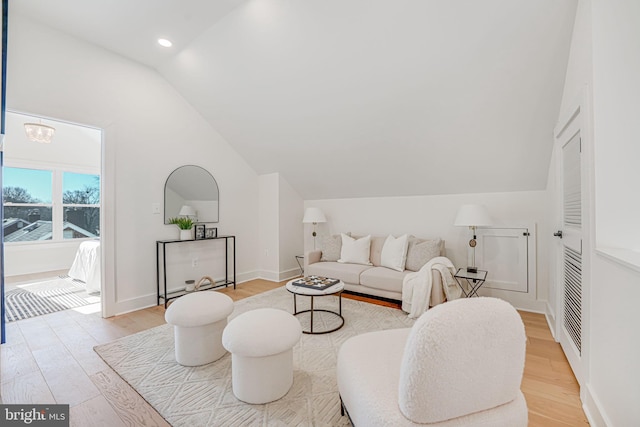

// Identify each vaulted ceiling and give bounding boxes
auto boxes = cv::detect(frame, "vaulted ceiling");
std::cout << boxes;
[13,0,578,200]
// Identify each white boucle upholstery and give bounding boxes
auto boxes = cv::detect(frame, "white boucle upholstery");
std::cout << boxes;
[222,308,302,404]
[164,291,234,366]
[222,308,301,357]
[337,297,527,426]
[398,297,526,422]
[165,291,233,327]
[337,329,411,426]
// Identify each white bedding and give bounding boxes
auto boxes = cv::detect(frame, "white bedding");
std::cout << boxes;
[68,240,101,294]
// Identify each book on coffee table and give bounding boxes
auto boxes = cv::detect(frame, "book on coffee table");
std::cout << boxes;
[292,276,340,291]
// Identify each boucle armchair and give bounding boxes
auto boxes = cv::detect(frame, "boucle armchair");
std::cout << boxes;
[336,297,528,426]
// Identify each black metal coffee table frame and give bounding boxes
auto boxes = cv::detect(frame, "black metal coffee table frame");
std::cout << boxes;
[287,283,344,334]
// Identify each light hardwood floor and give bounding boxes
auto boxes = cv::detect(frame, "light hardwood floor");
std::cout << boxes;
[0,278,589,426]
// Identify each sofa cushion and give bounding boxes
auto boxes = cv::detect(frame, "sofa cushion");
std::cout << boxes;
[368,236,387,267]
[339,234,372,265]
[406,238,442,272]
[359,267,411,293]
[380,234,409,272]
[320,233,350,262]
[307,262,374,285]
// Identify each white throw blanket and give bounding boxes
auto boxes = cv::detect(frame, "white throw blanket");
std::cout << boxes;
[402,256,460,318]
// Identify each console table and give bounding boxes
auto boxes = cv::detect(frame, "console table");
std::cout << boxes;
[156,235,236,308]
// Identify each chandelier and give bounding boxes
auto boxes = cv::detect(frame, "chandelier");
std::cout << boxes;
[24,122,56,143]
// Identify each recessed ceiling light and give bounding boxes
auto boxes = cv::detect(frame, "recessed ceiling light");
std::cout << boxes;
[158,38,173,48]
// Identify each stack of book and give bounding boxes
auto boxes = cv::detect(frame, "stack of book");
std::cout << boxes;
[291,276,339,290]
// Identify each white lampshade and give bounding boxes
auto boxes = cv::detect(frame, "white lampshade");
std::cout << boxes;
[454,204,492,227]
[302,207,326,224]
[178,205,196,217]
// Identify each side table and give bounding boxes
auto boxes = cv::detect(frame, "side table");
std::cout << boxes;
[454,268,488,297]
[295,255,304,276]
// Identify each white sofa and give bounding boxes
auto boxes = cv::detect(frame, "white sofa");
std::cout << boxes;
[305,234,447,305]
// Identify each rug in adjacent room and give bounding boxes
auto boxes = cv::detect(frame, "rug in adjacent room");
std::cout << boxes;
[94,286,415,426]
[4,275,96,322]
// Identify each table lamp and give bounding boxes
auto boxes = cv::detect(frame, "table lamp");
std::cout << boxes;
[179,205,197,221]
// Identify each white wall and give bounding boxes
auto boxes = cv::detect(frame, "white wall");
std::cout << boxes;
[550,1,640,424]
[7,15,260,315]
[278,174,303,278]
[545,146,559,325]
[589,0,640,424]
[258,173,279,280]
[161,238,237,294]
[305,190,550,310]
[589,256,640,426]
[258,173,304,281]
[591,0,640,251]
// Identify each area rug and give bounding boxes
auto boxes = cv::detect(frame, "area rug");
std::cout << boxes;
[4,275,97,322]
[94,286,415,426]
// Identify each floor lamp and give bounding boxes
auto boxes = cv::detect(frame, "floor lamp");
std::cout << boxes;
[454,204,492,273]
[303,207,326,250]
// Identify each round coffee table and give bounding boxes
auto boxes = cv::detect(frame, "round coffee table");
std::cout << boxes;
[285,279,345,334]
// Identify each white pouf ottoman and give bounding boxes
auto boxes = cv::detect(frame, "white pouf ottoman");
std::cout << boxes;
[222,308,302,404]
[164,291,234,366]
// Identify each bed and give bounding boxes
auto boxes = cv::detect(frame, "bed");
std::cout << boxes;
[68,240,101,294]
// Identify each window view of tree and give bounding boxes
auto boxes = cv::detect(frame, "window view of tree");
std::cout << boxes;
[3,186,41,203]
[62,172,100,239]
[3,186,53,223]
[3,168,53,242]
[2,168,100,242]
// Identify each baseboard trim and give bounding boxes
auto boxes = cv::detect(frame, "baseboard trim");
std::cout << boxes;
[545,301,558,341]
[256,268,301,283]
[257,269,280,282]
[112,293,158,317]
[584,383,611,427]
[110,271,260,317]
[236,270,259,284]
[477,289,546,312]
[279,267,300,282]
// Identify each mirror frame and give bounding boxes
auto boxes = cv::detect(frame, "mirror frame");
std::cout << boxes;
[164,165,219,224]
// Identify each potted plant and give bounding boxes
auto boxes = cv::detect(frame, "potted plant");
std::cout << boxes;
[169,217,194,240]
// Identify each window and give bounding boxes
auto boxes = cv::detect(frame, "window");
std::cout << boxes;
[63,172,100,239]
[2,167,100,242]
[3,168,53,241]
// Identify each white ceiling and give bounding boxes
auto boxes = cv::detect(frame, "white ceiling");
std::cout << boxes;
[11,0,247,69]
[13,0,578,200]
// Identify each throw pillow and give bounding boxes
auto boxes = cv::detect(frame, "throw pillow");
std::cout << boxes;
[405,238,442,271]
[338,234,372,265]
[380,234,409,272]
[320,233,349,262]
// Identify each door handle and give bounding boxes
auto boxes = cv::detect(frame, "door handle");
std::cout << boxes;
[553,230,563,238]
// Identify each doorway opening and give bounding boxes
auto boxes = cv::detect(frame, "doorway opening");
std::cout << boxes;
[2,111,102,324]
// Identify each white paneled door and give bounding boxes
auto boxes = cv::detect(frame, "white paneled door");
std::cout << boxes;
[556,130,585,385]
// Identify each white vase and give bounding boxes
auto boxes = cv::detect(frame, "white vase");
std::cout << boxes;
[180,229,192,240]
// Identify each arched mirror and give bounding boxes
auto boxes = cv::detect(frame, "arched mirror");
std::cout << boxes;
[164,165,219,223]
